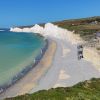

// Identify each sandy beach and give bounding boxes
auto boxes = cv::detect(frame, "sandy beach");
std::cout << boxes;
[30,37,100,93]
[0,39,57,99]
[1,23,100,99]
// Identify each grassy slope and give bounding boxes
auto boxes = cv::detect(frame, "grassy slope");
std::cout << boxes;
[54,16,100,41]
[5,78,100,100]
[19,16,100,40]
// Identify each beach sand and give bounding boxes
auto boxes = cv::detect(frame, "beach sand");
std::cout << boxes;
[4,23,100,99]
[30,37,100,94]
[0,39,57,99]
[84,47,100,71]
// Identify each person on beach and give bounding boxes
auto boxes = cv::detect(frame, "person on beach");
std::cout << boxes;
[77,45,83,60]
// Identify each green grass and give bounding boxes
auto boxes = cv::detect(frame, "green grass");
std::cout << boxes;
[5,78,100,100]
[96,47,100,50]
[54,16,100,41]
[59,24,99,41]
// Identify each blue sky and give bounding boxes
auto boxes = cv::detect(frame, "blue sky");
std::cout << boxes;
[0,0,100,28]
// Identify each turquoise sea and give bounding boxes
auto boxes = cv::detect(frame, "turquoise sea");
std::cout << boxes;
[0,31,45,86]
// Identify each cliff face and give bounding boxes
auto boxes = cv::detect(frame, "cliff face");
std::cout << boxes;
[10,23,85,45]
[10,24,44,34]
[10,23,74,40]
[10,22,100,72]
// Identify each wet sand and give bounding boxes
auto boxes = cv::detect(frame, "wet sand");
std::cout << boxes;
[0,39,57,99]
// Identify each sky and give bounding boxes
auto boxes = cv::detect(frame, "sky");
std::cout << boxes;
[0,0,100,28]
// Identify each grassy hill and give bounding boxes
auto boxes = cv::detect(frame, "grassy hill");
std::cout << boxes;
[54,16,100,26]
[54,16,100,40]
[5,78,100,100]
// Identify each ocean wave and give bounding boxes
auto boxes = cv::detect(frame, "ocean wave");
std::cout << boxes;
[0,30,4,31]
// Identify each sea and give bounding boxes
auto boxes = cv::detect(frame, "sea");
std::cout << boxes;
[0,30,46,86]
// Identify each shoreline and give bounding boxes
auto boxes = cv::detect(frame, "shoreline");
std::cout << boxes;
[0,38,57,99]
[0,33,48,94]
[0,34,49,94]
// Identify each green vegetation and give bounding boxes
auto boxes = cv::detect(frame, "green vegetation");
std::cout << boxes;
[54,16,100,41]
[96,47,100,50]
[20,16,100,41]
[5,78,100,100]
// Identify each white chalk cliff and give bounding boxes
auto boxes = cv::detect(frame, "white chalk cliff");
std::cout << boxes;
[10,24,44,33]
[10,23,83,44]
[11,23,69,39]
